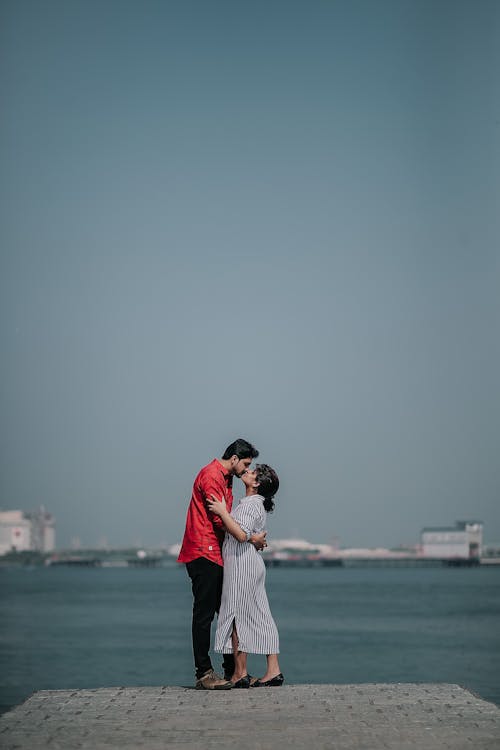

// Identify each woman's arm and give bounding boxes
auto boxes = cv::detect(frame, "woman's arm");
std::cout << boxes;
[207,496,267,548]
[206,496,249,543]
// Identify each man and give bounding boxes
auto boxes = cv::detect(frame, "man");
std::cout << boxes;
[178,438,266,689]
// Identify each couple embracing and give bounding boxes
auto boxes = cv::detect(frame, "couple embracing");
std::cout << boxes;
[177,439,283,690]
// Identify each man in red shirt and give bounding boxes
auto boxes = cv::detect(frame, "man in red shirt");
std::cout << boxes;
[178,438,265,689]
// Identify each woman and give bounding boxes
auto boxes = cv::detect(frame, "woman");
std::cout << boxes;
[206,463,283,688]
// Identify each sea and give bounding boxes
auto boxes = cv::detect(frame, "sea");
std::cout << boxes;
[1,563,499,713]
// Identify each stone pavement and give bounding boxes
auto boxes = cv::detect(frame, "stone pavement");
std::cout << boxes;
[1,683,499,750]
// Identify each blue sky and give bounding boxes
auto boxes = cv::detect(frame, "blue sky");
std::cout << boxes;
[1,0,499,548]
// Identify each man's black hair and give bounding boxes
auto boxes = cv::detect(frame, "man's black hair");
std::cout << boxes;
[222,439,259,461]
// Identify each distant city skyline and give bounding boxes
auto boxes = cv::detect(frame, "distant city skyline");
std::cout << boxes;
[1,503,496,552]
[1,1,499,550]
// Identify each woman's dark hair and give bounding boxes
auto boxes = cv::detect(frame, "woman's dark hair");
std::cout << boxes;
[255,464,279,512]
[222,439,259,461]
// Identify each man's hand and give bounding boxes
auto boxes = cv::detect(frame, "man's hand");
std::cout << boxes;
[249,531,267,551]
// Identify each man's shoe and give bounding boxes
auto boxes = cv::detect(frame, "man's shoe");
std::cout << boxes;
[195,669,232,690]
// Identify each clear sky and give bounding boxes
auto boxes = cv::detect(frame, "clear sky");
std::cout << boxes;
[1,0,499,549]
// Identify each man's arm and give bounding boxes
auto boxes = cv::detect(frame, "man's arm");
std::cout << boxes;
[249,531,267,550]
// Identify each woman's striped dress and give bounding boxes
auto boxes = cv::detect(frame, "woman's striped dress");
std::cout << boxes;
[215,494,279,655]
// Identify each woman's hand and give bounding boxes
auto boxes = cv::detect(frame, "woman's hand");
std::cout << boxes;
[206,495,227,517]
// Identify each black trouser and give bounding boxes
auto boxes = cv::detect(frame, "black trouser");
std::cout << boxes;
[186,557,235,680]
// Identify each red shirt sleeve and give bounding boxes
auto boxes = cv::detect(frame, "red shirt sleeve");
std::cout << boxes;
[198,470,230,530]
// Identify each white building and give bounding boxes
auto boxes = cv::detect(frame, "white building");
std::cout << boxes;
[421,520,482,559]
[0,508,56,555]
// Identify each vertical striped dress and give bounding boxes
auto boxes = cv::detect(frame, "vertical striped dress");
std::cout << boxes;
[215,494,280,655]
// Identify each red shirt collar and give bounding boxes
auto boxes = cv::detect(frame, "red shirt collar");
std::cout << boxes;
[214,458,233,488]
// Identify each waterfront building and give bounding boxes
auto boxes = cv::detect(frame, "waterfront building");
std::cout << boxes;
[0,507,55,555]
[265,538,338,558]
[421,520,482,559]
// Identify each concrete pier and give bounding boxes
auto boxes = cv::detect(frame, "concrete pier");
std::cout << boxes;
[1,683,499,750]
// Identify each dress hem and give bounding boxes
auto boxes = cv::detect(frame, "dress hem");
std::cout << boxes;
[215,647,280,655]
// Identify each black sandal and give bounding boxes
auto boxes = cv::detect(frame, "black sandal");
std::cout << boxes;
[232,674,251,688]
[251,673,284,687]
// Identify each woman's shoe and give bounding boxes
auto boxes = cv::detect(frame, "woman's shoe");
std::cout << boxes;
[232,674,251,688]
[251,673,284,687]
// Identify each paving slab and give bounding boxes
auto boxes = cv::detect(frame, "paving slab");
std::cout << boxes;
[1,683,499,750]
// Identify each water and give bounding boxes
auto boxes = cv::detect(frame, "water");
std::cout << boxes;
[1,564,499,713]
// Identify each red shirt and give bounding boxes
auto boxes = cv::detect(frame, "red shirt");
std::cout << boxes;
[177,459,234,566]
